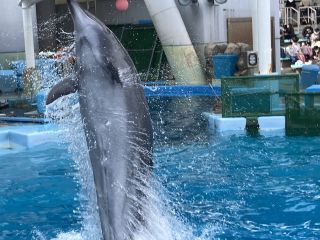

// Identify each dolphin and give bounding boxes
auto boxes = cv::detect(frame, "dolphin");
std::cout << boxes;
[46,0,153,239]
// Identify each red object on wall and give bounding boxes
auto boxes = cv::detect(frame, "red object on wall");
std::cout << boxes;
[115,0,129,11]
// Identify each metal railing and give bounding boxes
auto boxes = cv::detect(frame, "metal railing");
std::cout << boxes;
[283,7,300,26]
[299,6,317,25]
[281,6,318,33]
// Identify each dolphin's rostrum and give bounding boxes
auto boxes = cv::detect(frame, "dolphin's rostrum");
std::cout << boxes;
[46,0,153,239]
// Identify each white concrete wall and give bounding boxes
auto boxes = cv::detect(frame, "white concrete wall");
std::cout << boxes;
[0,0,38,53]
[176,0,279,72]
[177,0,274,44]
[272,0,281,73]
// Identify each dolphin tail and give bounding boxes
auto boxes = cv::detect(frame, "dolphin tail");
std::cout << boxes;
[46,76,79,105]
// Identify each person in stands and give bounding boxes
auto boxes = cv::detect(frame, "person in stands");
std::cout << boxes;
[302,26,313,39]
[312,46,320,61]
[283,24,295,40]
[286,36,305,63]
[301,41,313,61]
[310,28,320,47]
[286,0,297,8]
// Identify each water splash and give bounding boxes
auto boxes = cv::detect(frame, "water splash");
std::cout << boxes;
[38,14,208,238]
[44,88,201,240]
[46,95,101,239]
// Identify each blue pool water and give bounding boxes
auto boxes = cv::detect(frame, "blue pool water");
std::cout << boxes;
[154,136,320,239]
[1,97,320,239]
[0,144,81,240]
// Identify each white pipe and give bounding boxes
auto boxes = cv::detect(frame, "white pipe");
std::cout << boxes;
[251,0,258,51]
[21,1,36,68]
[273,0,281,74]
[143,0,205,84]
[143,0,190,46]
[257,0,272,74]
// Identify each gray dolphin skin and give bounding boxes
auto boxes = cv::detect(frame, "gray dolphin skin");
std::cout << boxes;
[46,0,153,239]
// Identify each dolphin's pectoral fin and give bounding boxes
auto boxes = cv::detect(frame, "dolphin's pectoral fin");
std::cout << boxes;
[46,76,79,105]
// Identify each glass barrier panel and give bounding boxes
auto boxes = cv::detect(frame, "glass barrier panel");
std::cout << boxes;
[286,93,320,136]
[221,74,299,118]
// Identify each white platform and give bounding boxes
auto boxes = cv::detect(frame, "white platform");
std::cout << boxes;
[204,113,286,136]
[204,113,246,134]
[0,124,63,153]
[258,116,285,136]
[258,116,285,130]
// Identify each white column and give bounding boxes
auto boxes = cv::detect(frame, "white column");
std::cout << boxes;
[21,1,36,68]
[251,0,258,51]
[257,0,272,74]
[273,0,281,73]
[143,0,205,84]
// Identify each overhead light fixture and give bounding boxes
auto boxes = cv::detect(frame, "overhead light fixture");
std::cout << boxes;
[178,0,191,6]
[207,0,228,4]
[215,0,228,3]
[178,0,198,6]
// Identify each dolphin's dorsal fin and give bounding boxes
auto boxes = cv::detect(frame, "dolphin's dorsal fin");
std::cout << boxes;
[46,76,79,105]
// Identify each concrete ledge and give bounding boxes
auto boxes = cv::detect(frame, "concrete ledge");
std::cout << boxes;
[205,113,246,134]
[205,113,286,136]
[258,116,285,137]
[215,117,246,132]
[9,130,61,148]
[0,124,63,151]
[258,116,285,131]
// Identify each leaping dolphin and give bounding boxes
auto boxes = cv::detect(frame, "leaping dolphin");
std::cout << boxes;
[46,0,153,239]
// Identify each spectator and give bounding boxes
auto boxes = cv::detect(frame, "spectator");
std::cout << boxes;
[286,36,301,63]
[301,41,313,61]
[302,26,313,39]
[286,0,297,9]
[283,24,295,40]
[310,28,320,47]
[312,46,320,61]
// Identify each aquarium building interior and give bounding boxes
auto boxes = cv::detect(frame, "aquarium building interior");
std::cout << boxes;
[1,0,320,239]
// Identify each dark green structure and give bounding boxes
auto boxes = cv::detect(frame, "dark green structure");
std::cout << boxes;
[286,93,320,136]
[109,24,164,82]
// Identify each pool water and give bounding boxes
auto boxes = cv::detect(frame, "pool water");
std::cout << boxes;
[154,135,320,239]
[1,97,320,239]
[0,144,81,240]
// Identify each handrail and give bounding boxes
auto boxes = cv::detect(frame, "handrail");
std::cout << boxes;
[281,6,319,34]
[309,7,317,24]
[284,7,300,31]
[284,7,299,26]
[300,6,317,25]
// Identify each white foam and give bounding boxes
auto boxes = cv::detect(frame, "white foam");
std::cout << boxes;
[51,231,82,240]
